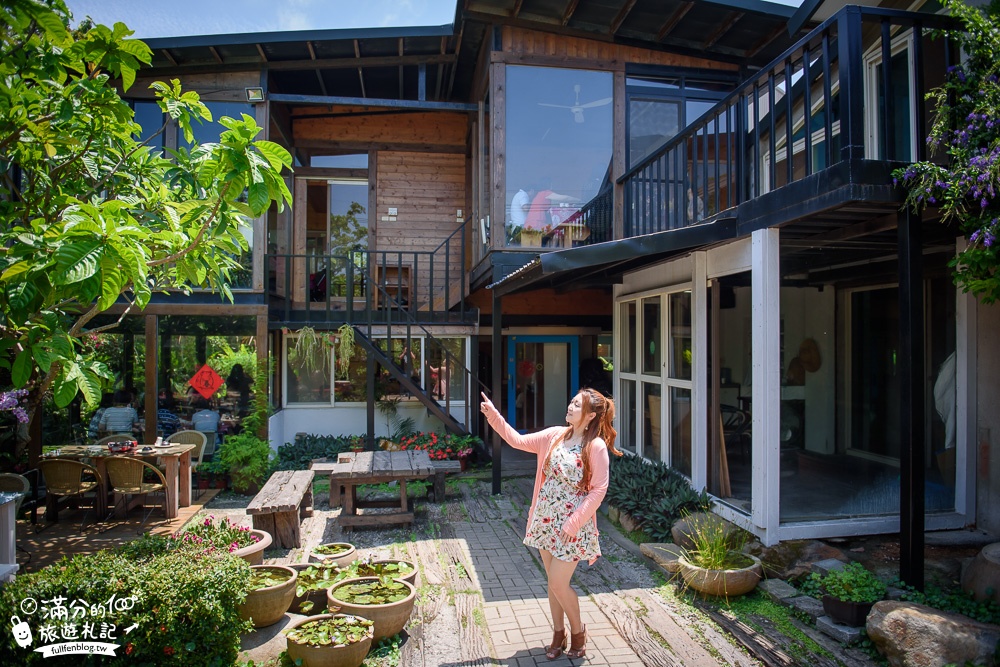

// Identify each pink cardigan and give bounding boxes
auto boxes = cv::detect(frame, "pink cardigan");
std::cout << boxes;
[486,410,610,564]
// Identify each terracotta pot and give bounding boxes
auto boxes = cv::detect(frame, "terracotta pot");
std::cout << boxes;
[232,530,272,565]
[238,565,298,628]
[677,553,762,598]
[289,562,341,615]
[327,576,416,643]
[309,543,357,567]
[458,456,469,472]
[285,613,373,667]
[822,595,875,627]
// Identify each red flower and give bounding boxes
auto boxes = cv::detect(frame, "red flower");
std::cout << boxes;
[125,644,134,656]
[164,646,175,656]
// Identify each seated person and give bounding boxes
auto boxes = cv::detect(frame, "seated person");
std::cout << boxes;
[99,390,138,437]
[88,392,114,439]
[190,397,221,443]
[156,396,181,438]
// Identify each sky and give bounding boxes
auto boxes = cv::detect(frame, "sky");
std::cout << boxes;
[66,0,802,40]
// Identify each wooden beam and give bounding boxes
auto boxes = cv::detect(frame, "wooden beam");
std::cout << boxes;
[610,0,638,35]
[161,48,177,66]
[435,36,446,101]
[269,92,476,111]
[657,2,693,41]
[511,0,524,18]
[747,24,786,59]
[255,43,268,62]
[792,211,898,248]
[446,23,465,101]
[562,0,581,26]
[307,42,328,96]
[703,12,743,50]
[354,40,366,98]
[208,46,224,64]
[399,38,405,99]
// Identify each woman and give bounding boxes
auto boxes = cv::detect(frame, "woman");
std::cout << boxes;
[480,388,622,660]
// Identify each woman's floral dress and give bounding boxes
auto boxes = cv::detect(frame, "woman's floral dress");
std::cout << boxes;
[523,439,601,562]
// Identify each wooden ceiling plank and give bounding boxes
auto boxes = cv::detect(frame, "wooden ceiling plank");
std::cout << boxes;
[354,39,366,98]
[610,0,639,35]
[562,0,581,26]
[747,24,786,59]
[702,12,743,50]
[255,43,268,62]
[511,0,524,18]
[208,45,223,64]
[161,49,177,66]
[656,2,694,42]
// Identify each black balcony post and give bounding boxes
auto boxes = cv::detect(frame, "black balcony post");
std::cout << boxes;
[492,291,503,496]
[898,207,925,590]
[912,21,926,162]
[881,20,894,160]
[822,31,834,167]
[838,6,865,161]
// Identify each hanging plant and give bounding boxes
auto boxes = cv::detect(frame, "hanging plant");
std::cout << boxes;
[288,326,332,377]
[336,323,356,380]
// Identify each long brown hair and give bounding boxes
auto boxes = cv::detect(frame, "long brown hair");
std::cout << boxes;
[543,388,623,493]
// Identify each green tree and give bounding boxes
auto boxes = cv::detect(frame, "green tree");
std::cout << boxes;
[894,0,1000,303]
[0,0,292,463]
[329,200,367,252]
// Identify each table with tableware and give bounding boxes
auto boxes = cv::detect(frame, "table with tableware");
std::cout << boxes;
[49,442,196,520]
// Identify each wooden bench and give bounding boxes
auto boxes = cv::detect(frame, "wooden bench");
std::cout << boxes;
[429,460,462,502]
[246,470,314,549]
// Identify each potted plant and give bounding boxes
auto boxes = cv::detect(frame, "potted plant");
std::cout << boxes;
[338,557,417,586]
[676,513,762,598]
[217,362,274,494]
[326,576,416,643]
[811,561,887,626]
[238,565,298,628]
[309,542,357,567]
[285,613,374,667]
[173,514,272,565]
[291,563,342,614]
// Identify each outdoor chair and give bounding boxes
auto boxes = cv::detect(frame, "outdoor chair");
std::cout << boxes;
[166,430,209,497]
[0,473,32,562]
[37,459,103,531]
[721,405,751,465]
[103,457,167,532]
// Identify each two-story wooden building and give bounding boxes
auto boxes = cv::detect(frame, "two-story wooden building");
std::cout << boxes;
[104,0,999,557]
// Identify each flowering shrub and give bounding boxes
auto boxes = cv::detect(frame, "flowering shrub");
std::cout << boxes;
[174,515,260,553]
[893,0,1000,303]
[0,389,28,424]
[398,432,481,461]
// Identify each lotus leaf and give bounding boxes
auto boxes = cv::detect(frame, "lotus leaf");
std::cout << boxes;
[285,615,374,647]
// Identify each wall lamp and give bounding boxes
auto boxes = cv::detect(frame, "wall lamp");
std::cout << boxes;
[245,87,265,102]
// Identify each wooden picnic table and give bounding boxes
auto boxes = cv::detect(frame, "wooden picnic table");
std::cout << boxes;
[51,444,194,520]
[310,450,433,529]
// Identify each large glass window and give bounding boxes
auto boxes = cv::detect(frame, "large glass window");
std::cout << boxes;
[504,66,612,248]
[179,101,255,149]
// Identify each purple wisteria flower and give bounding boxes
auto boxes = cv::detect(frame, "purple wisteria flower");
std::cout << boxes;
[0,390,29,424]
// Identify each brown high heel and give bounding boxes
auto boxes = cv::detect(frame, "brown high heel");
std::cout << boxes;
[566,625,587,658]
[545,629,567,660]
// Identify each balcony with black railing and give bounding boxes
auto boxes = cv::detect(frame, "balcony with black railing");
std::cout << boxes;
[615,6,958,239]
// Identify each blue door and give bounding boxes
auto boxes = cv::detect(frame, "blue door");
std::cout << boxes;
[507,336,579,432]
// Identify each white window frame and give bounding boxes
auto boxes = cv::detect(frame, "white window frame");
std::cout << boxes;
[863,30,918,161]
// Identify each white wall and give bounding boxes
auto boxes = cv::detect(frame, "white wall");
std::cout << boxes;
[269,402,465,447]
[976,302,1000,535]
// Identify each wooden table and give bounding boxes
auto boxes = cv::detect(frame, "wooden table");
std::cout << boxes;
[311,450,433,529]
[544,221,591,248]
[53,444,195,520]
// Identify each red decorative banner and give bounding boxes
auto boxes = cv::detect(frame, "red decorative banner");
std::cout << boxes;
[188,365,223,399]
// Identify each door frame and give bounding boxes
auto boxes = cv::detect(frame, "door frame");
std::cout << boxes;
[506,335,580,431]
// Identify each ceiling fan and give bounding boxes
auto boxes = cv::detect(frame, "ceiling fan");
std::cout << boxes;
[538,84,612,123]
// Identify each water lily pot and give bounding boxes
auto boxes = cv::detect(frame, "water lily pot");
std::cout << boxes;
[238,565,297,628]
[309,542,357,567]
[326,576,416,643]
[285,613,373,667]
[233,530,272,565]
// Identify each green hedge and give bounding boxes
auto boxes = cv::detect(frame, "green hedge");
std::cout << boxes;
[605,453,710,542]
[0,537,251,665]
[275,433,358,470]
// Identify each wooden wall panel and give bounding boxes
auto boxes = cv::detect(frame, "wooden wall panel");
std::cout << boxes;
[375,152,467,300]
[502,27,738,72]
[468,287,611,315]
[294,111,468,150]
[131,71,261,100]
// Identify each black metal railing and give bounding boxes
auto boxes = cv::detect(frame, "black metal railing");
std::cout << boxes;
[618,6,959,237]
[268,218,472,323]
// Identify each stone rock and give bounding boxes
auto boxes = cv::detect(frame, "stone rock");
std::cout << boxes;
[619,510,642,534]
[788,595,826,621]
[817,615,863,645]
[812,558,847,576]
[608,505,620,524]
[754,540,847,580]
[641,543,683,573]
[867,600,1000,667]
[961,542,1000,604]
[758,579,799,603]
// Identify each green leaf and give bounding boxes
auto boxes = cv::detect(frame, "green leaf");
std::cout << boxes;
[247,182,269,214]
[76,367,102,406]
[53,239,103,285]
[52,375,78,408]
[12,349,32,387]
[32,345,53,374]
[252,141,291,171]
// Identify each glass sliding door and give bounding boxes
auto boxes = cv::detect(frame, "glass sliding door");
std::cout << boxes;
[507,336,579,432]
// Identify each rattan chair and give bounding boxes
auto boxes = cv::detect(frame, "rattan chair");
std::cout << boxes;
[37,459,102,530]
[0,473,31,562]
[166,430,207,450]
[104,457,167,532]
